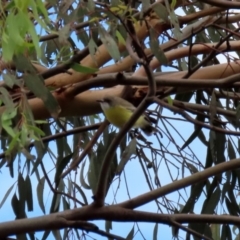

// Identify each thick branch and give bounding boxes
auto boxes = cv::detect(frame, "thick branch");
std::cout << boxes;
[118,158,240,209]
[2,204,240,237]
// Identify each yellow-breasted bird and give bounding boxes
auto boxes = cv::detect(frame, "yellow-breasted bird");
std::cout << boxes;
[97,96,155,136]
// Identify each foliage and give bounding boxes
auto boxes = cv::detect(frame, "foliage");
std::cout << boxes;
[1,0,240,240]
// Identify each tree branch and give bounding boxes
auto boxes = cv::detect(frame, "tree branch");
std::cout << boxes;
[118,158,240,209]
[2,205,240,237]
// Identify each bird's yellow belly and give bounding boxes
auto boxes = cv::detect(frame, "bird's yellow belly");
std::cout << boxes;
[104,106,141,128]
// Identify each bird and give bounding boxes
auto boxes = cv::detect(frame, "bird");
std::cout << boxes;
[97,96,155,136]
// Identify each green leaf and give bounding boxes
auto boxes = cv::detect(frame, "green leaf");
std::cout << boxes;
[171,0,177,8]
[55,153,73,188]
[1,108,17,121]
[71,63,98,73]
[21,13,41,58]
[174,91,193,102]
[168,11,181,40]
[11,192,26,219]
[42,230,50,240]
[153,3,168,22]
[11,193,20,218]
[32,141,47,175]
[181,181,205,213]
[221,182,229,204]
[62,197,70,210]
[4,1,15,11]
[201,187,220,214]
[6,13,24,46]
[181,127,201,150]
[88,38,98,63]
[6,132,21,156]
[185,162,198,174]
[35,0,50,22]
[126,226,134,240]
[88,153,102,193]
[228,139,236,160]
[52,230,62,240]
[210,92,217,125]
[221,224,232,240]
[116,30,126,45]
[98,25,121,62]
[72,182,88,205]
[78,29,89,46]
[80,160,91,189]
[87,0,95,11]
[211,224,220,240]
[215,132,226,165]
[88,131,118,195]
[0,183,15,208]
[105,220,112,233]
[2,33,15,62]
[167,96,173,105]
[58,24,71,44]
[18,173,26,212]
[3,73,18,88]
[117,138,136,174]
[153,223,158,240]
[37,177,45,214]
[50,179,64,213]
[24,74,61,119]
[142,0,150,12]
[25,175,33,211]
[1,108,18,139]
[0,87,15,108]
[149,28,168,65]
[225,196,238,216]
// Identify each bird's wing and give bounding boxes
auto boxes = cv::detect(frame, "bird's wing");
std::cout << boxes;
[126,106,152,124]
[126,106,137,112]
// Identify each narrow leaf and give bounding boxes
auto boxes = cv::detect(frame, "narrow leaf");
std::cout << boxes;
[55,153,73,188]
[153,3,168,22]
[228,139,236,160]
[72,182,88,205]
[24,74,61,119]
[98,25,120,62]
[37,177,45,214]
[153,223,158,240]
[71,63,98,73]
[149,28,168,65]
[25,175,33,211]
[126,226,134,240]
[80,160,91,189]
[0,183,15,208]
[117,138,136,174]
[18,173,26,212]
[209,92,217,125]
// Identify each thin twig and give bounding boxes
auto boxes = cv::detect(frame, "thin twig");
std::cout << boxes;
[0,123,100,160]
[40,162,85,206]
[155,98,240,136]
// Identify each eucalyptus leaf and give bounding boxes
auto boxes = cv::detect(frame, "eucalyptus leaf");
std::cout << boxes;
[98,25,121,62]
[24,74,61,119]
[37,177,45,214]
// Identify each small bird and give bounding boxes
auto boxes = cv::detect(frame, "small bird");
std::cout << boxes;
[97,96,155,136]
